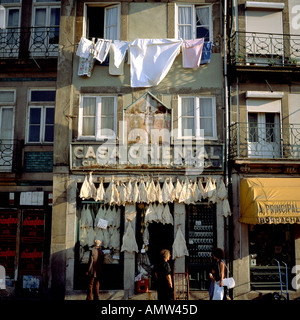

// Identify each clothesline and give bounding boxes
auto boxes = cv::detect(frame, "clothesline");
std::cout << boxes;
[76,36,213,87]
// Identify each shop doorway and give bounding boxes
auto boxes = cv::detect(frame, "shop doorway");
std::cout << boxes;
[249,224,295,290]
[136,203,174,289]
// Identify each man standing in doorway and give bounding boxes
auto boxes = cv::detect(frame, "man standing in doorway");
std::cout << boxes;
[86,239,104,300]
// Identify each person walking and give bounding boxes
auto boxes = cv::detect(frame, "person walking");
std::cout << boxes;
[86,239,104,300]
[209,248,225,300]
[155,249,173,301]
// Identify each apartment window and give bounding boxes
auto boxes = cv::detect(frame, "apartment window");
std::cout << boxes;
[27,90,55,143]
[178,96,217,139]
[176,4,212,41]
[78,96,117,140]
[84,3,120,41]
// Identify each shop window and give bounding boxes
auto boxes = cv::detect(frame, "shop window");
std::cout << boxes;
[187,202,216,290]
[178,96,217,140]
[175,4,213,41]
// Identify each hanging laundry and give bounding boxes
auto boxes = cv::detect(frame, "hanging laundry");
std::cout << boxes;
[109,40,128,75]
[200,41,213,64]
[76,37,94,59]
[78,42,95,78]
[129,38,182,87]
[172,226,189,260]
[94,39,111,63]
[182,38,204,68]
[162,204,173,225]
[121,222,138,253]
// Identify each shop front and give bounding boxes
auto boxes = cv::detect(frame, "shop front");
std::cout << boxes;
[239,178,300,291]
[0,191,52,297]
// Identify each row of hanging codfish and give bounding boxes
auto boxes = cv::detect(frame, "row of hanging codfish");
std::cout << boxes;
[79,173,231,217]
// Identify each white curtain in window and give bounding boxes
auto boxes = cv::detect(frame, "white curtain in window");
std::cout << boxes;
[82,97,96,136]
[178,6,192,39]
[199,98,213,137]
[101,97,114,133]
[181,97,195,136]
[105,6,118,41]
[35,8,46,27]
[196,7,209,27]
[1,108,13,140]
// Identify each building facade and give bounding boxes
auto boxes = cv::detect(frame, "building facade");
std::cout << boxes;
[51,0,228,299]
[228,0,300,299]
[0,0,59,296]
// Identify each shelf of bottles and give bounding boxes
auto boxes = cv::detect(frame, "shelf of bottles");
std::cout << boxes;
[187,203,216,266]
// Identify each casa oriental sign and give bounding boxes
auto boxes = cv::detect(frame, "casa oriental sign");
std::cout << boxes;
[70,129,223,174]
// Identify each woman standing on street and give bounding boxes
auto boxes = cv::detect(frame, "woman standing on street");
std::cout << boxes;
[155,249,173,301]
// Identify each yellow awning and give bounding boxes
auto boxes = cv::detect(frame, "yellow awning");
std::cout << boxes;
[239,178,300,224]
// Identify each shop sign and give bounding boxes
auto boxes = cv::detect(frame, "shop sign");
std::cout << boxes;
[258,202,300,224]
[19,246,43,274]
[0,211,18,239]
[21,211,45,240]
[70,143,223,172]
[0,244,16,276]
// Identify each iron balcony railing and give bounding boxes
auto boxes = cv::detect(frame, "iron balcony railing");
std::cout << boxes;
[230,123,300,159]
[230,31,300,67]
[0,139,23,173]
[0,26,59,59]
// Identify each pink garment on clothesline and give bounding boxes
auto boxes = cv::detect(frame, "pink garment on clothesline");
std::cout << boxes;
[182,38,205,68]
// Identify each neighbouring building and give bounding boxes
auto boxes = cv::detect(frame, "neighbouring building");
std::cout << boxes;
[51,0,228,299]
[228,0,300,299]
[0,0,60,297]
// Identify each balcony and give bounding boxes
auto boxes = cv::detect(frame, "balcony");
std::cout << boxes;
[0,27,59,59]
[230,31,300,68]
[0,139,23,173]
[230,123,300,160]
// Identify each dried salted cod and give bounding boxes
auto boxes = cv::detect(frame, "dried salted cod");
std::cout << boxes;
[80,205,93,228]
[162,204,173,225]
[126,179,133,203]
[133,180,140,203]
[172,226,189,260]
[184,180,194,204]
[109,228,120,249]
[102,229,110,248]
[88,173,97,199]
[143,225,149,246]
[192,180,200,203]
[94,205,106,227]
[155,203,164,223]
[174,179,183,201]
[178,179,187,203]
[79,175,91,200]
[139,179,149,203]
[204,177,214,199]
[118,182,128,206]
[121,222,138,253]
[162,178,172,203]
[96,179,105,201]
[147,178,157,203]
[114,207,121,229]
[105,180,119,205]
[105,206,114,227]
[222,198,232,217]
[144,203,157,224]
[209,179,217,203]
[79,227,87,246]
[217,178,228,201]
[95,227,104,243]
[156,181,163,203]
[198,179,206,200]
[87,227,96,247]
[168,178,176,202]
